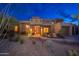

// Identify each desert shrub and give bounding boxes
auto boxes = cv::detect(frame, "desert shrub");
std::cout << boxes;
[21,31,27,35]
[8,30,16,41]
[20,39,24,44]
[56,33,65,38]
[15,36,20,42]
[32,41,36,45]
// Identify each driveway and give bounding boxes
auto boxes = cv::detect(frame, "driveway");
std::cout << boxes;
[1,35,79,56]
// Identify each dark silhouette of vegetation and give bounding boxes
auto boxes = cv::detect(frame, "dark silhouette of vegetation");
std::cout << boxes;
[20,39,24,44]
[0,13,19,42]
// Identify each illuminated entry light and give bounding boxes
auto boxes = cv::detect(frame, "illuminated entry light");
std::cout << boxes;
[44,27,49,33]
[14,26,18,32]
[26,25,30,28]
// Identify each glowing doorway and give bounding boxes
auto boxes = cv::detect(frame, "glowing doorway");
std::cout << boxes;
[32,26,41,37]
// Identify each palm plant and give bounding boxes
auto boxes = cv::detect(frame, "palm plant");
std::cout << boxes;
[8,17,18,29]
[59,11,78,22]
[59,4,79,34]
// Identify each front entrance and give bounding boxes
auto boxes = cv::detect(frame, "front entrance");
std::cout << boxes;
[32,26,41,37]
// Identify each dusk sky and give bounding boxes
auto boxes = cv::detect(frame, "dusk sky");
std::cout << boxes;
[0,3,78,25]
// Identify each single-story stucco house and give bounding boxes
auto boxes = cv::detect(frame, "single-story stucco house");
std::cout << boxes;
[14,17,79,37]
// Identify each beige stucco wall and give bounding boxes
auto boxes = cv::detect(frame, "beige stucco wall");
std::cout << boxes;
[53,22,62,34]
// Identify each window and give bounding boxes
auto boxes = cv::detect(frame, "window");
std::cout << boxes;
[44,27,49,33]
